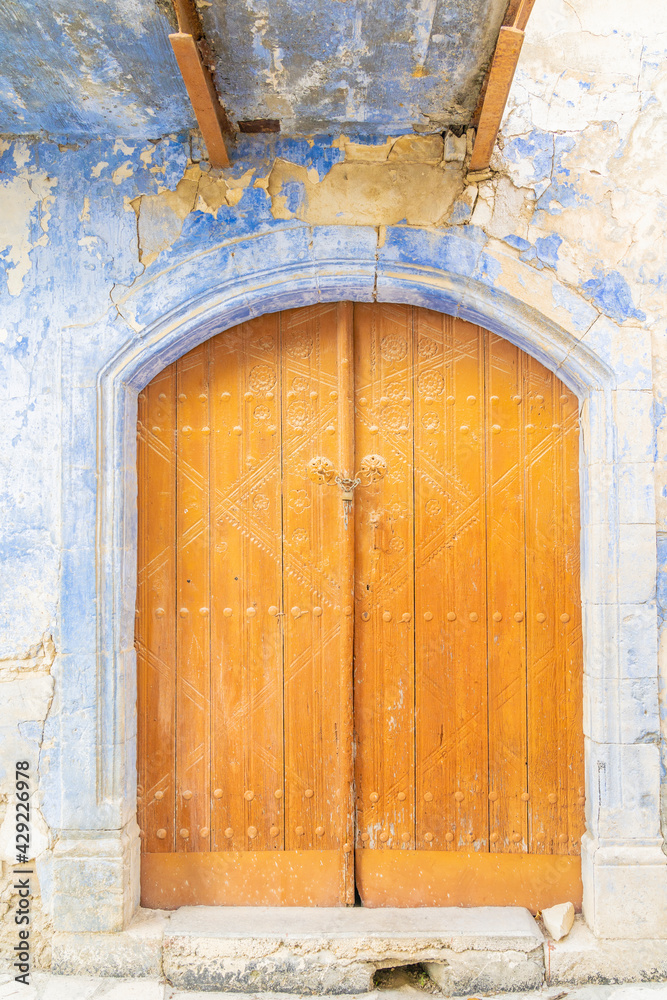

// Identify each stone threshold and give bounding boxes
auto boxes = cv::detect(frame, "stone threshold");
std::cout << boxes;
[51,909,667,994]
[163,905,544,993]
[5,975,667,1000]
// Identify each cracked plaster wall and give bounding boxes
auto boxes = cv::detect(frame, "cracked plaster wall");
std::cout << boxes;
[0,636,55,972]
[0,0,666,963]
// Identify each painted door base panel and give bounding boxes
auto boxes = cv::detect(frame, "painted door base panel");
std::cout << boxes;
[141,850,343,908]
[143,849,581,911]
[356,851,582,910]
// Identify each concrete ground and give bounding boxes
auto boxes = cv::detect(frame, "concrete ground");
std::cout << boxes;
[2,973,667,1000]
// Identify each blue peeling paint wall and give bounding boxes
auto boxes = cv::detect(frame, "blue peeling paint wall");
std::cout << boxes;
[0,0,507,138]
[1,0,667,961]
[0,118,662,651]
[0,1,193,137]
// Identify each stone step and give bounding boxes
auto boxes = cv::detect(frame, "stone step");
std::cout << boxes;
[6,974,667,1000]
[163,906,544,993]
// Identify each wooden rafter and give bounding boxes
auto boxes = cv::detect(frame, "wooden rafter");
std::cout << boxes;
[468,0,537,174]
[169,0,231,168]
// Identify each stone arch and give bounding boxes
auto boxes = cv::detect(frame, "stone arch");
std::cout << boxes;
[49,225,662,939]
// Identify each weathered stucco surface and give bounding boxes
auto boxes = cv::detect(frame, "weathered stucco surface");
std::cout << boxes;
[199,0,507,135]
[0,0,666,971]
[0,637,55,972]
[0,0,506,139]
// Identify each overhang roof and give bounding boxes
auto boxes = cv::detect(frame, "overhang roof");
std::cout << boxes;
[1,0,509,139]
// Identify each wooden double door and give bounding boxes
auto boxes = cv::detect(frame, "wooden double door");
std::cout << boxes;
[136,302,584,910]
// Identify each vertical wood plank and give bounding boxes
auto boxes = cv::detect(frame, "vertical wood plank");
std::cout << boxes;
[354,302,415,857]
[282,304,344,857]
[414,311,488,852]
[524,359,561,853]
[136,370,177,853]
[336,301,356,904]
[562,387,585,853]
[209,316,284,853]
[525,364,584,857]
[175,344,211,852]
[486,336,528,853]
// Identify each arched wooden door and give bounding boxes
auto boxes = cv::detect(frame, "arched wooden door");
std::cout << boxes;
[136,302,584,910]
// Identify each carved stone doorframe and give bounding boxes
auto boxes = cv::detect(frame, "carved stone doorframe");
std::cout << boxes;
[47,225,663,939]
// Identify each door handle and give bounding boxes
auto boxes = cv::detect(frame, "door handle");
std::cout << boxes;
[306,454,387,529]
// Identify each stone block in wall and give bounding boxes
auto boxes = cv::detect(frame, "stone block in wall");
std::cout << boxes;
[425,948,544,994]
[546,915,667,982]
[51,822,139,933]
[614,391,654,464]
[581,461,615,528]
[582,839,667,940]
[618,523,657,604]
[583,675,660,744]
[580,391,614,467]
[388,134,444,163]
[584,602,659,680]
[581,523,618,604]
[52,908,168,977]
[582,317,652,391]
[618,603,659,678]
[617,462,656,524]
[443,132,467,163]
[584,741,662,842]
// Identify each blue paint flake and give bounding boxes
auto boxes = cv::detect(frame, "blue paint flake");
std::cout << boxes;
[551,283,597,333]
[520,246,542,268]
[581,267,646,323]
[279,179,306,214]
[449,199,474,225]
[502,130,553,188]
[502,234,531,251]
[534,234,562,268]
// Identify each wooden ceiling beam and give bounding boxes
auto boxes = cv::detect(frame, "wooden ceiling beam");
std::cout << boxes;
[503,0,537,32]
[468,0,536,175]
[513,0,538,31]
[169,0,231,169]
[171,0,202,40]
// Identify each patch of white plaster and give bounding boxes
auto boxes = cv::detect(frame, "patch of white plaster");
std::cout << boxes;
[112,161,134,186]
[0,154,58,296]
[113,139,136,156]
